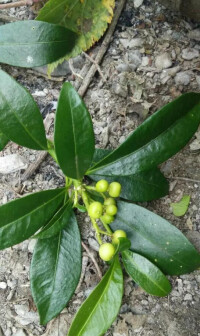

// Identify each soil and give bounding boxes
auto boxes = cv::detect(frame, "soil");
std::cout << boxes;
[0,1,200,336]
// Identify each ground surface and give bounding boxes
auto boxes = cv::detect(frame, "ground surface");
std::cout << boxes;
[0,0,200,335]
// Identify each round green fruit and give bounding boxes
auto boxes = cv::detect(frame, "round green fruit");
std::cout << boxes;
[101,214,114,224]
[104,197,116,206]
[109,182,121,198]
[112,230,127,245]
[95,179,109,193]
[88,202,103,219]
[106,204,118,216]
[99,243,115,261]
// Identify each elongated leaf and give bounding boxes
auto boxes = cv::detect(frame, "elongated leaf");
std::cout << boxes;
[0,70,47,150]
[31,211,81,325]
[171,195,190,217]
[122,250,171,297]
[68,256,123,336]
[0,188,65,249]
[34,200,72,239]
[88,93,200,176]
[54,82,95,179]
[0,20,77,67]
[90,148,169,201]
[37,0,115,73]
[111,201,200,275]
[0,131,9,151]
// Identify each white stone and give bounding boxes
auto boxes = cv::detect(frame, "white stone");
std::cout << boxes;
[134,0,144,8]
[129,38,143,48]
[155,53,172,70]
[13,330,27,336]
[0,282,7,289]
[182,48,199,60]
[0,154,27,174]
[175,72,191,86]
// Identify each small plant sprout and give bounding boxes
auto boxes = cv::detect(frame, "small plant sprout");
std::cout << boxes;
[0,71,199,336]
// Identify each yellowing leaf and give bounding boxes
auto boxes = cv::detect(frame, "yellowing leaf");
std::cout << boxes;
[171,195,190,217]
[37,0,115,73]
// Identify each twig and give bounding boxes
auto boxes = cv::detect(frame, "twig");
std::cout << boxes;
[75,255,89,293]
[82,51,106,82]
[0,0,38,10]
[0,14,19,22]
[81,241,102,279]
[78,0,127,97]
[68,59,83,80]
[171,176,200,183]
[12,0,127,190]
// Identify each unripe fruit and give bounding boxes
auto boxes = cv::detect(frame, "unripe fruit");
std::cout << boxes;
[96,179,109,193]
[112,230,127,245]
[99,243,115,261]
[109,182,121,198]
[88,202,103,219]
[106,204,118,216]
[104,197,116,206]
[101,214,114,224]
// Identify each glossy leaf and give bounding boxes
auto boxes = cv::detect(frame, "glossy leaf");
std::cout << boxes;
[115,237,131,253]
[0,131,9,151]
[0,70,47,150]
[34,200,72,239]
[67,256,123,336]
[171,195,190,217]
[31,211,81,325]
[111,201,200,275]
[54,82,95,179]
[122,250,171,297]
[88,93,200,176]
[37,0,115,73]
[0,20,77,67]
[89,149,169,201]
[0,188,65,250]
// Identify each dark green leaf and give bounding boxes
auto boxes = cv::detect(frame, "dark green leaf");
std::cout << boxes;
[171,195,190,217]
[88,93,200,176]
[75,204,87,213]
[67,256,123,336]
[0,70,47,150]
[0,188,65,249]
[90,148,169,201]
[54,82,95,179]
[0,20,77,67]
[0,131,9,151]
[122,250,171,297]
[115,237,131,253]
[31,211,81,325]
[111,201,200,275]
[34,200,72,239]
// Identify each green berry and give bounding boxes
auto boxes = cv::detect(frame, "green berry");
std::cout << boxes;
[101,214,114,224]
[104,197,116,206]
[88,202,103,219]
[112,230,127,245]
[109,182,121,198]
[99,243,115,261]
[96,179,109,193]
[106,204,118,216]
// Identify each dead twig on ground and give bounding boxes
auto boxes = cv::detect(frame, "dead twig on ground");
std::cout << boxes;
[81,241,102,279]
[0,0,41,10]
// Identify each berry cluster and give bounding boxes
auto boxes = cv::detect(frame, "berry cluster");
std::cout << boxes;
[86,180,127,261]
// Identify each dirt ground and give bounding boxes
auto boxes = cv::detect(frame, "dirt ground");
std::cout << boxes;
[0,0,200,335]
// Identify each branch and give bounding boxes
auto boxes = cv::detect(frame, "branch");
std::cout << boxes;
[0,0,40,10]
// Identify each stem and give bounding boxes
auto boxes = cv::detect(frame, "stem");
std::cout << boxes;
[100,217,113,234]
[98,230,112,236]
[82,190,102,244]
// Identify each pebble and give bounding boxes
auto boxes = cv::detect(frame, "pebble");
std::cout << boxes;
[0,282,7,289]
[129,50,142,69]
[155,52,172,69]
[13,330,27,336]
[189,29,200,41]
[129,38,143,48]
[88,238,99,252]
[134,0,144,8]
[116,63,131,73]
[184,293,192,301]
[175,72,191,86]
[182,48,199,60]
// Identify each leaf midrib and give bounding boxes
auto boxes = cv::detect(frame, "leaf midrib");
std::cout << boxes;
[0,190,64,230]
[77,259,116,336]
[88,109,195,174]
[123,252,168,295]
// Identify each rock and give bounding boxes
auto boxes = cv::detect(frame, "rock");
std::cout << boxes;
[157,0,200,22]
[189,29,200,41]
[185,231,200,251]
[184,293,192,301]
[175,72,191,85]
[129,50,142,70]
[112,82,127,98]
[27,239,37,254]
[14,304,39,326]
[182,48,199,60]
[134,0,144,8]
[129,38,143,48]
[0,282,7,289]
[42,313,71,336]
[155,52,172,70]
[116,63,131,73]
[88,238,99,252]
[0,154,27,174]
[124,312,147,330]
[13,330,27,336]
